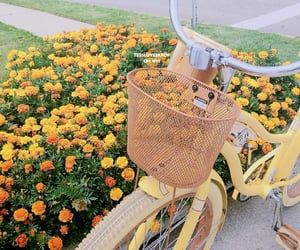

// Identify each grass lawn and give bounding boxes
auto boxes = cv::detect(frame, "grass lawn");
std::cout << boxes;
[1,0,300,61]
[0,22,44,80]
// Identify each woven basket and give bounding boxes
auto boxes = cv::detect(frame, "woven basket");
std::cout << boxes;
[127,68,240,188]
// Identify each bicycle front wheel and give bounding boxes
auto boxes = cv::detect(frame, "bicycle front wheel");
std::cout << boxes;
[77,181,225,250]
[283,157,300,207]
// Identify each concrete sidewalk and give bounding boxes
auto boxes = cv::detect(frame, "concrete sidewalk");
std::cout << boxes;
[0,3,94,36]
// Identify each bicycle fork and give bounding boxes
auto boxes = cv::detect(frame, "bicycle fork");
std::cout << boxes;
[269,190,300,249]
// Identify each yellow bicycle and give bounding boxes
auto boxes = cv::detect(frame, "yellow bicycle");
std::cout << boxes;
[78,1,300,249]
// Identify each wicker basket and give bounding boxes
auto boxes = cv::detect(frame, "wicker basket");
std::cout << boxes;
[127,68,240,188]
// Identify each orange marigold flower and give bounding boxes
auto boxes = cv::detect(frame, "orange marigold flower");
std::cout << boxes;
[105,176,116,188]
[121,168,135,181]
[17,104,29,114]
[15,233,28,248]
[5,177,14,189]
[82,143,94,153]
[262,143,273,154]
[65,156,76,173]
[0,175,5,184]
[0,114,6,126]
[24,86,39,96]
[36,106,46,113]
[36,182,46,193]
[31,200,46,216]
[92,215,103,227]
[60,225,68,235]
[40,160,54,172]
[57,139,71,149]
[48,236,63,250]
[0,189,9,204]
[74,113,88,125]
[24,164,32,174]
[169,38,178,46]
[58,208,73,223]
[13,208,29,222]
[0,160,14,172]
[46,132,60,145]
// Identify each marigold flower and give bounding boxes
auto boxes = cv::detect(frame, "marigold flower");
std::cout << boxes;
[65,156,76,173]
[17,104,29,113]
[48,236,63,250]
[31,200,46,216]
[262,142,273,154]
[36,182,46,193]
[292,87,300,96]
[121,168,135,181]
[103,133,116,148]
[92,215,102,227]
[168,38,177,46]
[110,187,123,201]
[24,86,39,96]
[24,164,32,174]
[74,113,88,125]
[258,51,269,60]
[0,175,5,185]
[150,220,160,233]
[90,44,98,54]
[13,208,29,222]
[57,139,71,149]
[0,114,6,126]
[127,38,137,48]
[115,156,128,169]
[114,113,126,124]
[105,176,116,188]
[104,75,113,83]
[0,189,9,204]
[101,157,114,169]
[257,92,268,102]
[60,225,68,235]
[82,143,94,153]
[15,233,28,248]
[5,177,14,189]
[0,160,14,172]
[1,143,14,161]
[58,208,73,223]
[103,115,115,125]
[46,132,60,145]
[40,160,54,172]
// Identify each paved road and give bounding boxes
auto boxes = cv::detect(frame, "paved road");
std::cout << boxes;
[70,0,300,37]
[213,196,300,250]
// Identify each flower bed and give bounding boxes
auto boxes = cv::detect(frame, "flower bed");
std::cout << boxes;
[0,23,299,249]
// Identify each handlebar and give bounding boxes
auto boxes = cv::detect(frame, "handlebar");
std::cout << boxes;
[169,0,300,77]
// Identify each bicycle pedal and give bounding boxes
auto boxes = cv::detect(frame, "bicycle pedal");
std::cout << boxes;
[276,224,300,250]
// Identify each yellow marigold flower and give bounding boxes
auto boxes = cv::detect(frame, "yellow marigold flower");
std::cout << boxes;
[58,208,73,223]
[231,77,240,86]
[104,75,113,83]
[103,115,115,125]
[257,92,268,101]
[101,157,114,169]
[48,236,63,250]
[294,73,300,81]
[13,208,29,222]
[0,114,6,126]
[115,156,128,169]
[24,86,39,96]
[235,97,249,107]
[281,102,289,110]
[90,44,98,54]
[285,97,293,105]
[280,119,287,127]
[110,187,123,201]
[104,133,116,147]
[75,113,88,125]
[114,113,126,124]
[1,143,15,161]
[258,51,269,60]
[121,167,135,181]
[127,38,137,48]
[270,102,281,111]
[292,87,300,96]
[31,200,46,216]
